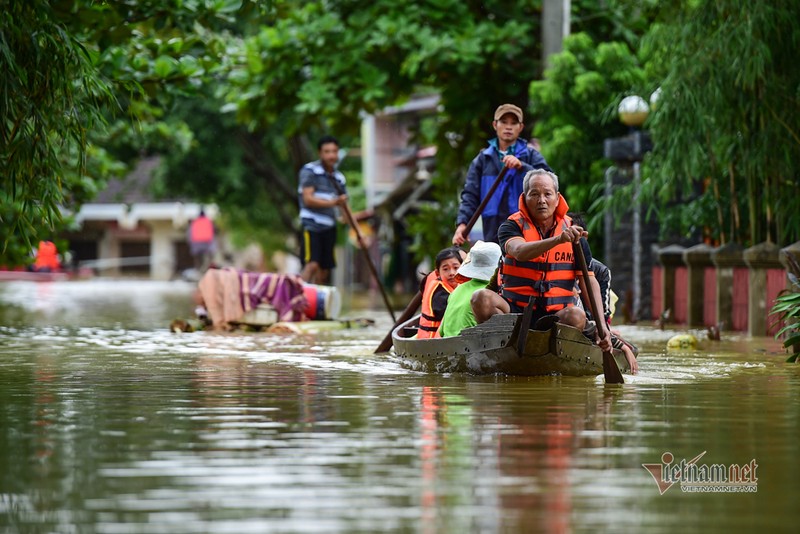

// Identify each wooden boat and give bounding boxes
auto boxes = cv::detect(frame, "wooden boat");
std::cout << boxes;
[392,313,630,377]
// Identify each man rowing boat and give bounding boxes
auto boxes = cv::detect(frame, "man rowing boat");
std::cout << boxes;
[470,169,613,353]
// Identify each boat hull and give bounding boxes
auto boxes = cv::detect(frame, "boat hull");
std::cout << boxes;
[392,313,629,377]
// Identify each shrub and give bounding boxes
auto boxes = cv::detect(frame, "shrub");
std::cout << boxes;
[770,252,800,363]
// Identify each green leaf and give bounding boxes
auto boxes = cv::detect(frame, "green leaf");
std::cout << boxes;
[782,332,800,349]
[154,55,178,78]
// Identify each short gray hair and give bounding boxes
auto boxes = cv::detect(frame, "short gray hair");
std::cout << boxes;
[523,169,559,194]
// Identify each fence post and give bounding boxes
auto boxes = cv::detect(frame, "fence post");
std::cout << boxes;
[683,244,714,327]
[711,243,745,332]
[657,245,687,325]
[743,242,783,337]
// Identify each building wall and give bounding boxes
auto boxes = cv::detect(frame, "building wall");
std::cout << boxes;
[70,203,216,280]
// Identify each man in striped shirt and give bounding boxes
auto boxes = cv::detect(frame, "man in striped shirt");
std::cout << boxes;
[298,135,347,285]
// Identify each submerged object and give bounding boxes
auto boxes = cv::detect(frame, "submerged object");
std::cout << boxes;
[666,334,699,350]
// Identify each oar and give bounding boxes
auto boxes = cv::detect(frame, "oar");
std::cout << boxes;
[573,242,625,384]
[326,175,397,323]
[374,165,511,353]
[516,295,535,355]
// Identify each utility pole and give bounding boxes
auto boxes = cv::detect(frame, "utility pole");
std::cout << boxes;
[542,0,571,69]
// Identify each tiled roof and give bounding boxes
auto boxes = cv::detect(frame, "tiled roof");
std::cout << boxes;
[94,156,188,204]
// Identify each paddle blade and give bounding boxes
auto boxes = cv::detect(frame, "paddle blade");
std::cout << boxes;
[374,291,422,354]
[603,350,625,384]
[375,331,394,354]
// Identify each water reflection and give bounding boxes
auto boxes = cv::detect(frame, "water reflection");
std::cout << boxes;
[0,279,196,330]
[0,280,799,532]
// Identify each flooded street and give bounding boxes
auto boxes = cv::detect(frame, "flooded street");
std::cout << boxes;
[1,280,798,533]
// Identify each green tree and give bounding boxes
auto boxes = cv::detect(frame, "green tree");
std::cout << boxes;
[528,32,645,213]
[5,0,650,270]
[522,0,661,233]
[1,0,241,265]
[222,0,552,261]
[0,1,112,265]
[642,0,800,246]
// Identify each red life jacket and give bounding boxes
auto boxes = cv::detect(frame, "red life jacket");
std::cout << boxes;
[418,271,453,338]
[499,195,581,313]
[190,216,214,243]
[34,241,60,271]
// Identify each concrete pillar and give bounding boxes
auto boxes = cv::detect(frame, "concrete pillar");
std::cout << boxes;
[149,221,176,281]
[743,242,782,337]
[361,115,377,209]
[657,245,686,324]
[683,244,714,327]
[711,243,744,332]
[98,230,121,277]
[542,0,571,68]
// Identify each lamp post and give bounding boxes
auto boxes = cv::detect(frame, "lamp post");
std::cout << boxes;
[603,94,655,322]
[619,96,648,322]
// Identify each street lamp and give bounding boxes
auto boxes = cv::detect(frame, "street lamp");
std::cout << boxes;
[614,95,651,321]
[618,95,649,127]
[650,87,661,110]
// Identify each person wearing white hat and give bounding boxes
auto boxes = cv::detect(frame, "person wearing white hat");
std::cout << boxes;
[438,241,502,338]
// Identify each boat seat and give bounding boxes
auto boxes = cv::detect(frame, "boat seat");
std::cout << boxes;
[402,326,419,337]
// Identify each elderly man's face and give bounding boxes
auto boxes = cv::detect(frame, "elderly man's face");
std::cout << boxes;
[524,175,559,223]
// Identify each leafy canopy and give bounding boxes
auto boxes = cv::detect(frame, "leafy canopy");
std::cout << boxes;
[642,0,800,246]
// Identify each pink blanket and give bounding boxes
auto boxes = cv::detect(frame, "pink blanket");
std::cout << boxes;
[239,271,307,322]
[198,268,244,329]
[198,268,308,328]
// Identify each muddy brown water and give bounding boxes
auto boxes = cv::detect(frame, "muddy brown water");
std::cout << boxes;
[0,280,798,533]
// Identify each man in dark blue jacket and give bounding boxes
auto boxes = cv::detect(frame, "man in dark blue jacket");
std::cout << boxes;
[452,103,552,246]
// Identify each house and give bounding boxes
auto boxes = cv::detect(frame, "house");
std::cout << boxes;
[65,156,217,280]
[359,95,440,293]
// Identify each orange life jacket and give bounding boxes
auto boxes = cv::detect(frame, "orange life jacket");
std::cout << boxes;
[499,195,581,313]
[418,271,453,338]
[34,241,60,271]
[190,216,214,243]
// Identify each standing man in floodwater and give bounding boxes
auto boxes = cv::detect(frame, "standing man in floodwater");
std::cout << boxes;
[452,103,552,246]
[298,135,348,285]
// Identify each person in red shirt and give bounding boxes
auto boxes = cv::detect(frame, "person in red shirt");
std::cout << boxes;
[188,209,216,272]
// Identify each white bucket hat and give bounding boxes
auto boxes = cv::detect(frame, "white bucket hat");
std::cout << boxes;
[457,240,502,281]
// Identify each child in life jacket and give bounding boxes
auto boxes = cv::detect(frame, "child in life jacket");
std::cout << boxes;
[438,241,502,338]
[417,247,466,338]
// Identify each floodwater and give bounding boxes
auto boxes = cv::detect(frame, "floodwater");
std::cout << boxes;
[0,280,798,533]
